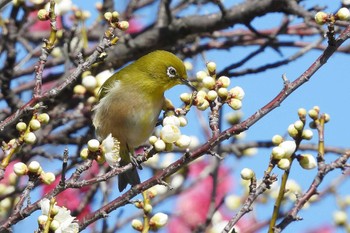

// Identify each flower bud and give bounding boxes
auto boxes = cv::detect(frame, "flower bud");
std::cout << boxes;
[180,93,191,103]
[38,113,50,124]
[50,219,60,231]
[272,134,283,145]
[28,161,42,174]
[302,129,313,140]
[228,98,242,110]
[175,135,191,148]
[207,90,218,101]
[229,86,245,100]
[131,219,143,231]
[154,139,166,152]
[324,113,330,123]
[336,7,350,21]
[308,109,318,120]
[23,132,37,144]
[279,140,296,158]
[298,154,317,170]
[160,125,181,143]
[314,11,327,25]
[16,122,27,132]
[80,148,89,160]
[206,61,216,73]
[37,9,49,21]
[13,162,28,176]
[149,213,168,229]
[29,119,41,131]
[38,215,48,226]
[202,76,216,89]
[217,87,228,99]
[217,76,230,88]
[333,210,347,226]
[277,158,291,170]
[163,116,180,127]
[104,12,112,21]
[144,203,153,213]
[87,139,100,152]
[240,168,254,180]
[293,120,304,131]
[82,75,97,91]
[196,71,207,81]
[112,11,119,20]
[149,136,158,145]
[287,124,298,138]
[197,99,210,111]
[225,195,241,210]
[96,70,112,87]
[40,172,56,185]
[73,84,86,95]
[118,21,129,31]
[178,115,188,127]
[184,61,193,71]
[271,146,285,160]
[298,108,307,119]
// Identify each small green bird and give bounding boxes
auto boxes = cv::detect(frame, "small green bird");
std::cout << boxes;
[93,50,190,191]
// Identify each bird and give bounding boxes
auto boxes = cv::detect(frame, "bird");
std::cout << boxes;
[93,50,191,191]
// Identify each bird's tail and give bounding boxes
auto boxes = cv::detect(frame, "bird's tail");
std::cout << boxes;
[118,166,140,192]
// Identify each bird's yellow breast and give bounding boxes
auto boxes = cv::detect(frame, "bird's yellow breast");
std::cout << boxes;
[93,80,165,148]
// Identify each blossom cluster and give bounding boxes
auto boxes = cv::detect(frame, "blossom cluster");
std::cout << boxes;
[13,160,56,185]
[315,7,350,25]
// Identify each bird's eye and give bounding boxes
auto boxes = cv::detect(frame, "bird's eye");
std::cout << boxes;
[167,66,177,78]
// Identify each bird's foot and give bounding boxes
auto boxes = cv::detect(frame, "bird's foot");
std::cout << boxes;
[130,154,143,170]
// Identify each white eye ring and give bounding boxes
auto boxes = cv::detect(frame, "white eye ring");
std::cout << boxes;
[167,66,177,78]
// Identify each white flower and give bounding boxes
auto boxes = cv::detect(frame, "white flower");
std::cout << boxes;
[39,198,79,233]
[101,134,120,167]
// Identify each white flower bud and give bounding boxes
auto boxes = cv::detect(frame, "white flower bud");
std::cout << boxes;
[119,21,129,31]
[287,124,298,138]
[184,61,193,71]
[160,125,181,143]
[336,7,350,21]
[308,109,318,120]
[149,213,168,229]
[324,113,330,123]
[298,154,317,170]
[131,219,143,231]
[16,122,27,132]
[87,139,100,152]
[149,135,158,145]
[206,61,216,73]
[38,113,50,124]
[217,76,230,88]
[271,146,285,160]
[202,76,216,89]
[29,119,41,131]
[154,139,166,152]
[50,219,60,231]
[163,116,180,127]
[41,172,56,185]
[73,85,86,95]
[228,98,242,110]
[333,210,347,226]
[13,162,28,176]
[293,120,304,131]
[315,11,327,25]
[23,132,37,144]
[38,215,48,226]
[229,86,245,100]
[240,168,254,180]
[277,158,291,170]
[279,140,296,158]
[144,203,153,213]
[37,9,49,21]
[82,75,97,91]
[196,71,207,81]
[272,134,283,145]
[180,93,191,103]
[217,87,229,99]
[28,161,42,174]
[207,90,218,101]
[197,99,210,111]
[175,135,191,148]
[225,195,241,210]
[302,129,313,140]
[298,108,307,119]
[178,115,188,127]
[96,70,113,87]
[80,148,89,160]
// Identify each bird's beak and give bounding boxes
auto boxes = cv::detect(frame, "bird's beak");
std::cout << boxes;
[180,77,197,91]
